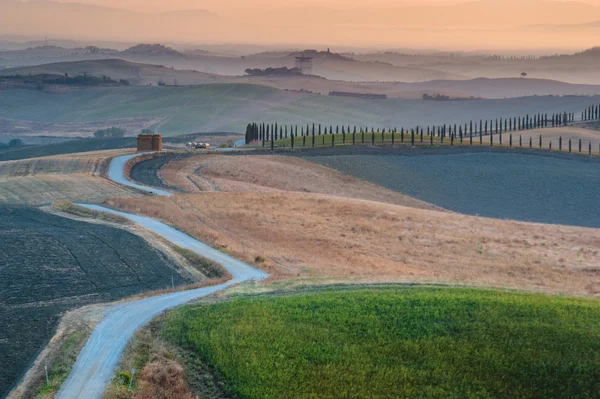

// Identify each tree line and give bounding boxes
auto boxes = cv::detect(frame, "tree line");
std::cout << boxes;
[245,109,589,146]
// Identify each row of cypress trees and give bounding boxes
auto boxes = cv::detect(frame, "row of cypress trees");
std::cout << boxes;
[245,107,598,146]
[582,104,600,121]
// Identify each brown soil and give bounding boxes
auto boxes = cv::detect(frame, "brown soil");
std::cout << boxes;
[107,192,600,297]
[157,154,438,210]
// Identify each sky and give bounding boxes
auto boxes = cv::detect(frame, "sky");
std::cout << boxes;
[51,0,600,13]
[5,0,600,50]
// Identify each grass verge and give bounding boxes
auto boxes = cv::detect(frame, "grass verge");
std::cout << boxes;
[52,201,131,225]
[153,286,600,399]
[173,246,227,279]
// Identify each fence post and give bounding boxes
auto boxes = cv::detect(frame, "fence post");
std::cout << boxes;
[539,135,542,148]
[371,129,375,146]
[530,137,532,149]
[549,141,552,150]
[490,132,493,147]
[411,129,415,146]
[569,139,572,153]
[509,134,512,148]
[332,132,335,147]
[353,130,356,146]
[559,136,562,151]
[362,129,365,144]
[470,130,473,146]
[579,139,582,153]
[421,128,424,143]
[589,141,592,155]
[499,132,502,146]
[271,134,274,150]
[519,135,522,147]
[291,133,294,149]
[430,133,433,146]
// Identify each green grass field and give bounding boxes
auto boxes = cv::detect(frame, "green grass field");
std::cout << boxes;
[161,287,600,399]
[1,85,599,136]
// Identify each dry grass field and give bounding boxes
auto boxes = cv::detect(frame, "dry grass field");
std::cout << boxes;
[107,192,600,297]
[0,149,141,205]
[156,154,437,210]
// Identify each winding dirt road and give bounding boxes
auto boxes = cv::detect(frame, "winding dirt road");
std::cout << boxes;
[55,153,268,399]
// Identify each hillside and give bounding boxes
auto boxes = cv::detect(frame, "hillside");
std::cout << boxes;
[0,84,599,136]
[7,60,600,99]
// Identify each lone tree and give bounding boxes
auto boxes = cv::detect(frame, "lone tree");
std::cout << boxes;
[521,72,528,78]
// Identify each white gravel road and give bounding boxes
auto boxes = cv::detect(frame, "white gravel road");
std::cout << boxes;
[55,153,268,399]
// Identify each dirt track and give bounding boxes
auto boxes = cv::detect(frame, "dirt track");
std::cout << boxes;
[54,154,267,399]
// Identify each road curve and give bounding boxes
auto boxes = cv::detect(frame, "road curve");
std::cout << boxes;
[108,152,173,197]
[55,153,268,399]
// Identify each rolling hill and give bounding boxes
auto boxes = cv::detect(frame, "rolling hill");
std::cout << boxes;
[0,83,599,136]
[7,59,600,99]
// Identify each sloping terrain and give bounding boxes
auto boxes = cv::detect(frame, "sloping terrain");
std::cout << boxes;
[0,150,142,205]
[303,148,600,228]
[1,84,599,136]
[107,192,600,296]
[0,206,196,398]
[7,60,600,99]
[154,287,600,399]
[144,153,437,210]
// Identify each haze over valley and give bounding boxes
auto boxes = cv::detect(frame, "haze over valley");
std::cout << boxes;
[1,1,599,399]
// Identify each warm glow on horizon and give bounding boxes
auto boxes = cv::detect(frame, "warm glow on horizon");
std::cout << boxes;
[3,0,600,50]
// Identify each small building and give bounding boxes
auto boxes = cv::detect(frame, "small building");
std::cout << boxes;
[137,134,162,152]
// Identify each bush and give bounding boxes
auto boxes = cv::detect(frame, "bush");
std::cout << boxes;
[8,138,23,147]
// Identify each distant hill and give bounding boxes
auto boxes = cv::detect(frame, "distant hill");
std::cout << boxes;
[123,44,184,58]
[7,60,600,99]
[0,83,598,136]
[2,59,219,86]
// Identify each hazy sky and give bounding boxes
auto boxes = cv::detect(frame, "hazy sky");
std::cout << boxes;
[53,0,600,13]
[5,0,600,49]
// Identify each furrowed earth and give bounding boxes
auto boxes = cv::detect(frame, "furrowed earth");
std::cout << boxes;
[300,147,600,227]
[0,206,199,398]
